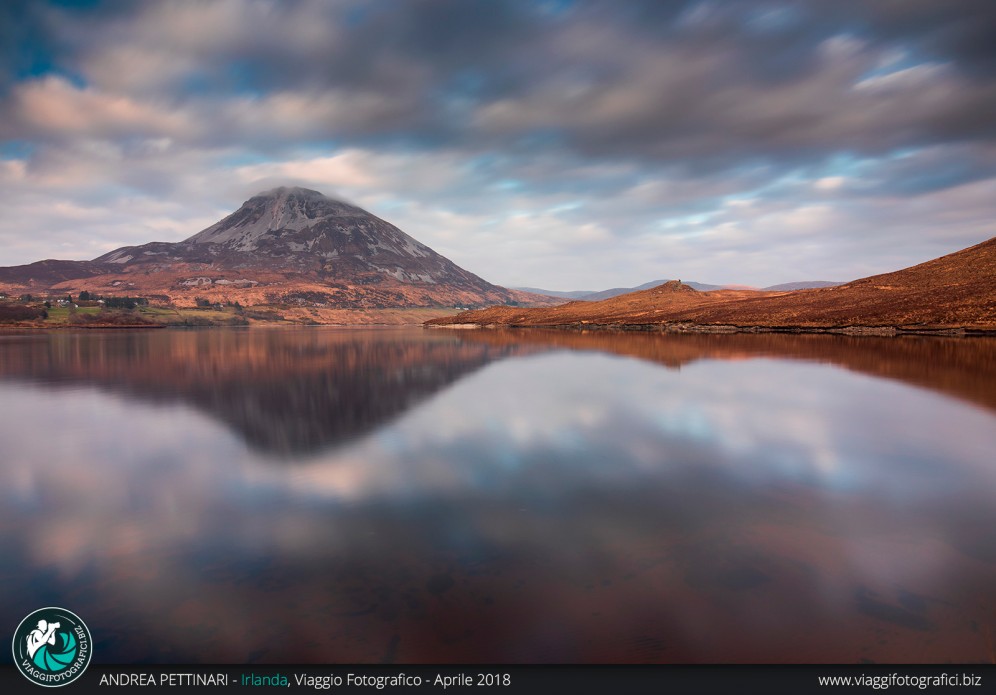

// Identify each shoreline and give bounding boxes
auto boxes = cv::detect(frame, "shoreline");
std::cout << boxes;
[425,322,996,337]
[0,320,438,332]
[0,323,167,331]
[4,317,993,336]
[0,305,463,330]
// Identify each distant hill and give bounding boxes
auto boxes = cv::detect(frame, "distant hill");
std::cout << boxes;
[428,236,996,332]
[0,259,118,286]
[429,280,764,327]
[0,187,557,310]
[763,281,845,291]
[511,287,594,300]
[580,279,725,300]
[589,280,851,296]
[514,279,725,302]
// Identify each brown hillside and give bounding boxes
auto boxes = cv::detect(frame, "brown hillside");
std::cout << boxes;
[429,280,766,326]
[428,236,996,331]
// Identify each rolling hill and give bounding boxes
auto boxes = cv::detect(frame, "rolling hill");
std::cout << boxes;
[428,236,996,333]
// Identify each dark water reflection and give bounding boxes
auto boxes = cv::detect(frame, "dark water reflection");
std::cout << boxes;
[0,328,994,663]
[0,329,522,455]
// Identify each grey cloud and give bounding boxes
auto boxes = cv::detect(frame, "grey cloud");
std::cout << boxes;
[836,0,996,77]
[472,25,996,169]
[2,1,995,288]
[0,2,48,91]
[3,0,993,168]
[847,144,996,197]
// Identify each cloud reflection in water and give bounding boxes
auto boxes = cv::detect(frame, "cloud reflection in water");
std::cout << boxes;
[0,330,994,663]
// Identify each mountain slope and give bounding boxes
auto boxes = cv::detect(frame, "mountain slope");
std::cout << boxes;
[0,187,554,310]
[673,236,996,328]
[428,280,764,326]
[511,287,595,300]
[0,259,116,286]
[762,281,844,291]
[428,236,996,331]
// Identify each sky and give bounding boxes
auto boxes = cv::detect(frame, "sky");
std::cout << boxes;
[1,0,995,290]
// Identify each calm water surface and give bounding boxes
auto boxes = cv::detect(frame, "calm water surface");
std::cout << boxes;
[0,327,994,663]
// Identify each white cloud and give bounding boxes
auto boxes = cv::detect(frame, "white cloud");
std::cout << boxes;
[813,176,845,191]
[853,62,950,92]
[64,0,344,94]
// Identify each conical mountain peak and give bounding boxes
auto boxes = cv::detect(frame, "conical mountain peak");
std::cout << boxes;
[62,186,548,311]
[256,185,323,197]
[185,187,365,246]
[250,186,337,203]
[159,186,495,290]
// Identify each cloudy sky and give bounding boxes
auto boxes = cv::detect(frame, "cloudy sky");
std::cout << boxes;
[1,0,995,289]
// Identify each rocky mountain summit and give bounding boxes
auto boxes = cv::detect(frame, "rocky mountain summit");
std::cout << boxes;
[0,187,550,310]
[97,187,494,289]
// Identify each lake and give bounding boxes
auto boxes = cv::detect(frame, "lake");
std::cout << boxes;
[0,327,994,664]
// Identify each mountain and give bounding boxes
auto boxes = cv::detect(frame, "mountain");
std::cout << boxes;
[511,287,595,300]
[513,279,725,301]
[580,279,724,300]
[0,187,554,310]
[518,280,850,300]
[762,281,844,291]
[428,236,996,332]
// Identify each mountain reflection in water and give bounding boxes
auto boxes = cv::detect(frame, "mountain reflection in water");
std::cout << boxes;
[0,327,994,664]
[0,328,994,454]
[0,329,521,454]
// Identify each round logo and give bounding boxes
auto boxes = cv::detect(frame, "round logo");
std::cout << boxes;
[12,607,92,687]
